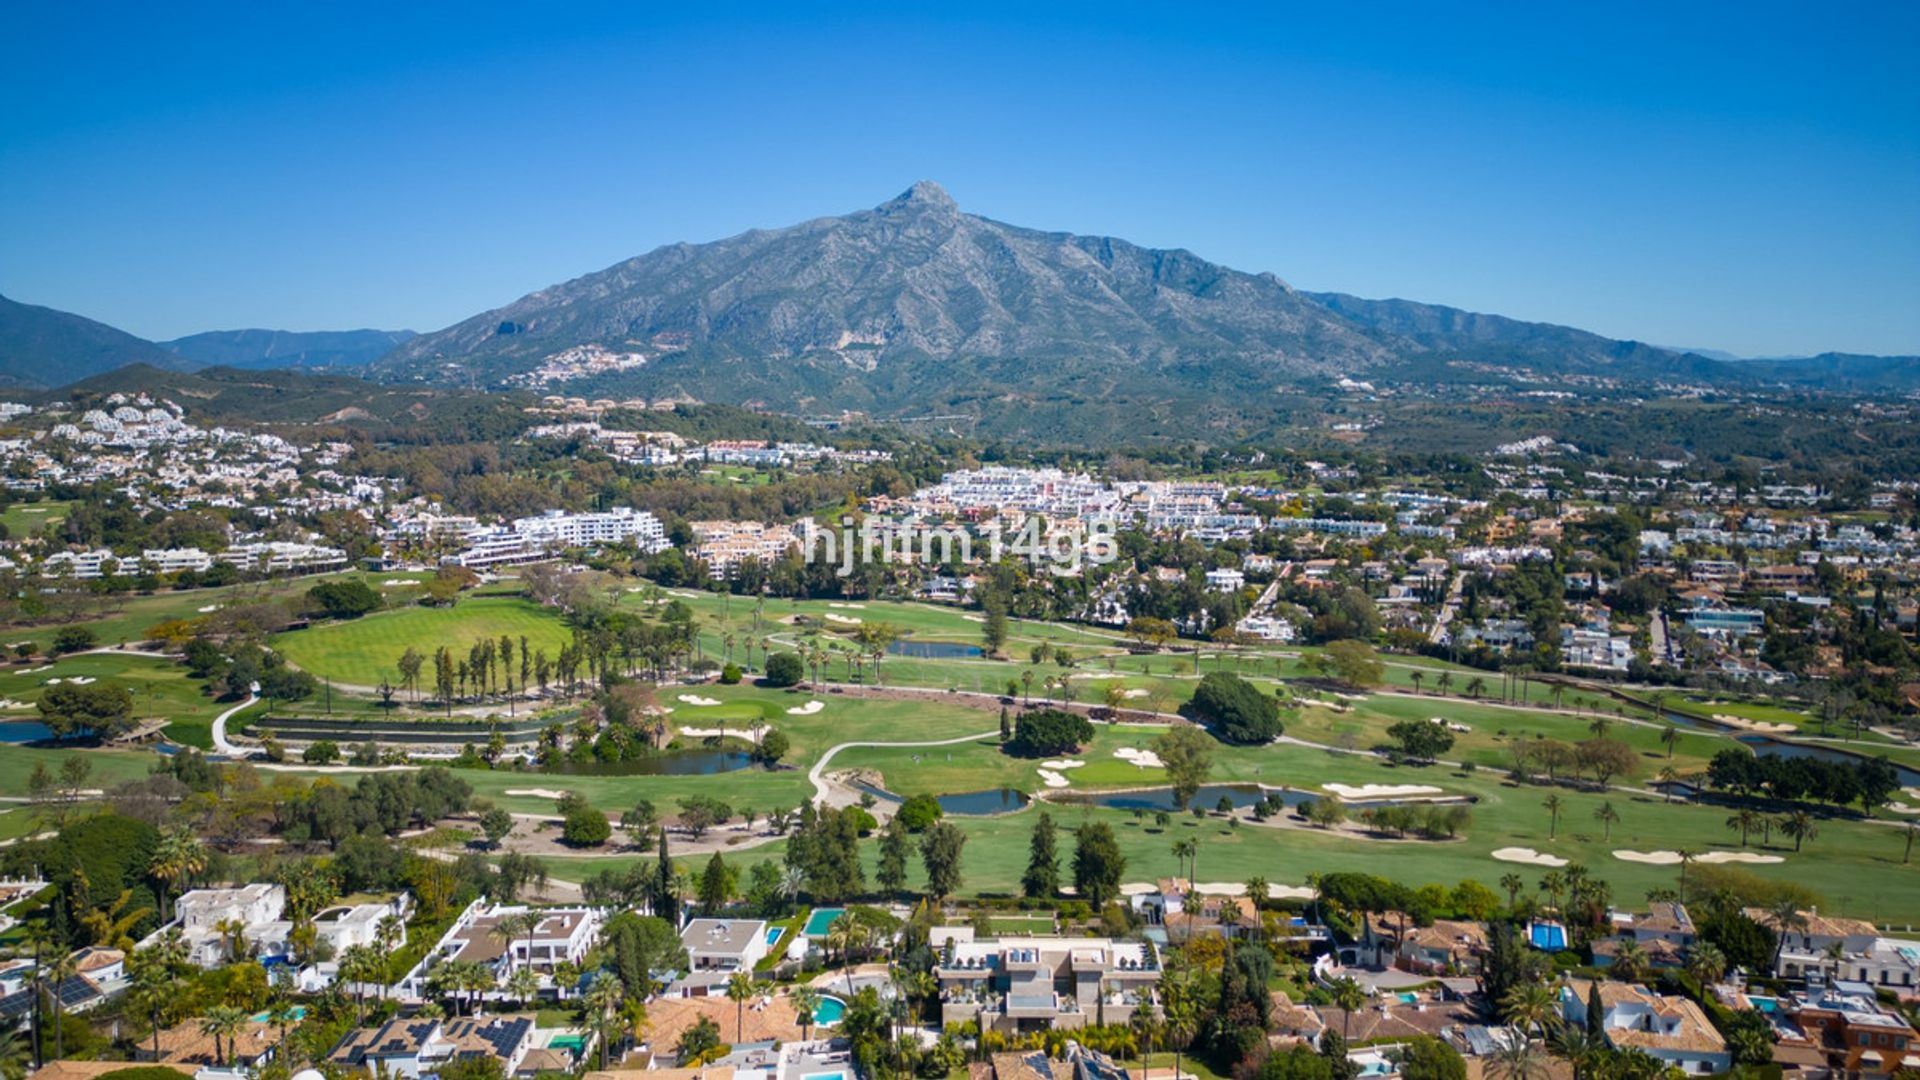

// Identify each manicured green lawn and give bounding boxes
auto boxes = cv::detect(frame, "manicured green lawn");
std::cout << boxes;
[274,595,573,687]
[0,651,231,747]
[0,500,75,538]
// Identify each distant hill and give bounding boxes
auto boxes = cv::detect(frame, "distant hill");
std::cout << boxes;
[0,293,195,388]
[47,364,533,443]
[374,182,1918,429]
[372,181,1398,407]
[162,328,415,371]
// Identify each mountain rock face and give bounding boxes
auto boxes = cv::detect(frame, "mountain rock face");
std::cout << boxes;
[0,293,194,387]
[372,182,1401,402]
[163,328,416,371]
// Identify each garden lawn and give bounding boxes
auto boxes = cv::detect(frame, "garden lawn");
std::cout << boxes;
[273,595,572,687]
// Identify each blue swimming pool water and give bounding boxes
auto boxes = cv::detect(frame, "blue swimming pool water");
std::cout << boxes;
[766,927,785,946]
[1529,922,1567,950]
[814,996,847,1026]
[1397,992,1419,1004]
[803,907,845,936]
[1751,996,1779,1013]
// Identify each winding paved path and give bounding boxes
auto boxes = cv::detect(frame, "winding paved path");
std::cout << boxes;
[806,729,998,805]
[210,694,259,756]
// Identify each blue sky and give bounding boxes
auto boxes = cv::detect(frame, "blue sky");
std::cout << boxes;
[2,2,1915,357]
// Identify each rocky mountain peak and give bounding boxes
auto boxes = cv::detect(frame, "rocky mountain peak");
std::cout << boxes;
[889,179,958,211]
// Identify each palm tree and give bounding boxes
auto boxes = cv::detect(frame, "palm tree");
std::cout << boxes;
[1542,794,1564,840]
[1660,724,1681,758]
[199,1006,249,1067]
[508,966,541,1006]
[213,918,249,964]
[1487,1036,1549,1080]
[492,911,538,980]
[128,950,180,1063]
[1593,802,1620,842]
[1500,873,1525,910]
[1410,672,1425,696]
[1436,672,1454,696]
[583,974,626,1070]
[1550,1025,1605,1080]
[726,972,756,1044]
[1726,808,1761,847]
[793,986,822,1043]
[1501,982,1560,1037]
[1611,940,1650,983]
[1656,766,1680,803]
[1539,870,1566,915]
[1331,976,1366,1039]
[1767,900,1808,970]
[1465,676,1487,699]
[1780,810,1818,852]
[0,1018,30,1080]
[147,827,207,922]
[1686,943,1727,987]
[43,951,78,1058]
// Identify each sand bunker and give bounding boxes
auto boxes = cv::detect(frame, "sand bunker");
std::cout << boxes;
[381,578,413,586]
[197,604,220,613]
[1113,747,1165,768]
[679,725,767,740]
[1492,847,1568,867]
[677,694,722,707]
[962,615,985,623]
[1613,849,1786,866]
[0,699,30,710]
[828,602,867,609]
[1121,880,1316,900]
[787,700,825,716]
[1041,759,1086,770]
[1712,713,1797,735]
[824,614,862,625]
[1322,783,1442,799]
[504,788,570,801]
[1037,769,1071,789]
[1121,688,1150,699]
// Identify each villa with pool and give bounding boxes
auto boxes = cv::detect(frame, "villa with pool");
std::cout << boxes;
[931,928,1162,1034]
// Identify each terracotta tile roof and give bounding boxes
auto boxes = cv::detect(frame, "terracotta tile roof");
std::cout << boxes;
[153,1018,277,1065]
[1742,908,1878,940]
[37,1064,193,1080]
[645,992,805,1051]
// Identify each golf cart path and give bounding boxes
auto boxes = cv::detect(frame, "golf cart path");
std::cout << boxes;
[807,729,999,805]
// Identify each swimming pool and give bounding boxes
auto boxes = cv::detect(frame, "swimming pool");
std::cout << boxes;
[549,1034,587,1053]
[814,995,847,1026]
[803,1073,848,1080]
[1397,992,1419,1004]
[249,1006,307,1023]
[1750,996,1779,1013]
[1529,921,1568,951]
[766,927,785,947]
[803,907,845,936]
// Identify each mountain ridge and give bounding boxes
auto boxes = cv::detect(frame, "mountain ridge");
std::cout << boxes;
[163,327,416,371]
[373,182,1919,415]
[0,292,197,387]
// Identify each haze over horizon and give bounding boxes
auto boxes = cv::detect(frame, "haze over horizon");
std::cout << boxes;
[2,1,1915,358]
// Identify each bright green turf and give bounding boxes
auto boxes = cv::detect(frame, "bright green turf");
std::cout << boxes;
[273,595,573,687]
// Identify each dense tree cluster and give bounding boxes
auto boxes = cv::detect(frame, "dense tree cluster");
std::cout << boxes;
[1186,671,1285,744]
[1705,747,1900,811]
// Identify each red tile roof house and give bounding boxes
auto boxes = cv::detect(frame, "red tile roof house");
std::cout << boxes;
[1357,913,1489,975]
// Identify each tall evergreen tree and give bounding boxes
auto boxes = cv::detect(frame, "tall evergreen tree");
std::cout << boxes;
[877,816,910,896]
[1021,812,1059,898]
